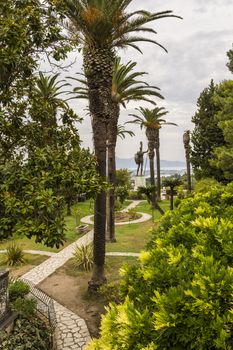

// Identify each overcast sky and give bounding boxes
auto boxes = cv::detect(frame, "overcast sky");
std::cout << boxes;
[42,0,233,161]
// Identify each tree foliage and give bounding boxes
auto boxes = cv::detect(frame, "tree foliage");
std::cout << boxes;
[0,73,103,247]
[191,80,225,181]
[211,80,233,180]
[226,47,233,74]
[87,182,233,349]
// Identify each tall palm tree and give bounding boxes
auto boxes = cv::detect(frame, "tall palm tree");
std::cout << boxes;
[61,0,181,289]
[71,58,163,242]
[127,106,177,203]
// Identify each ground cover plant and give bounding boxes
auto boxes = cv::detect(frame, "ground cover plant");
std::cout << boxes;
[0,281,52,349]
[87,182,233,349]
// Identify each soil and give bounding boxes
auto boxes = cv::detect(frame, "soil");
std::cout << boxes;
[39,265,106,338]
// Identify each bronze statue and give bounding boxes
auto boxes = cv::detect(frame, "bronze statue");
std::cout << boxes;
[134,141,147,176]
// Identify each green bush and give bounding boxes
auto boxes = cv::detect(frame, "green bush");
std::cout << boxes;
[9,281,30,302]
[87,182,233,350]
[3,244,25,266]
[11,298,37,318]
[72,243,93,271]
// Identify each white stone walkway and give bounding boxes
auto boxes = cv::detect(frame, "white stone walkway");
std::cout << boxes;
[8,200,147,350]
[21,231,93,350]
[81,200,152,226]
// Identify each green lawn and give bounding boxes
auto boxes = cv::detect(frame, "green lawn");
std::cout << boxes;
[0,199,169,253]
[0,200,95,253]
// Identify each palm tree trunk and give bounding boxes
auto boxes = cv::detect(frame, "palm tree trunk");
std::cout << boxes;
[148,147,156,208]
[106,103,119,242]
[83,46,114,290]
[155,130,161,200]
[106,142,116,242]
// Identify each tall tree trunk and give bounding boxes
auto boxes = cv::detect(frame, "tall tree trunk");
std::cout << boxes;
[183,130,192,192]
[66,201,72,216]
[186,148,192,192]
[148,147,156,208]
[155,129,161,200]
[83,46,114,290]
[106,102,119,242]
[170,189,174,210]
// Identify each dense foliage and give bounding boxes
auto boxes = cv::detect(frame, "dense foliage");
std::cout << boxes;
[211,80,233,180]
[87,183,233,349]
[191,80,225,181]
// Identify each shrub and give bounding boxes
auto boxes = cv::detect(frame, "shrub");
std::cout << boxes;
[11,297,37,318]
[9,280,30,302]
[3,244,25,266]
[0,316,51,349]
[87,182,233,350]
[72,243,93,271]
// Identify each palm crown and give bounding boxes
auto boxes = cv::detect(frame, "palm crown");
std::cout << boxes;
[128,106,177,129]
[61,0,181,51]
[70,57,163,106]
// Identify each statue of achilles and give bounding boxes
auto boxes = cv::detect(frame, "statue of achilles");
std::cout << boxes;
[134,141,147,176]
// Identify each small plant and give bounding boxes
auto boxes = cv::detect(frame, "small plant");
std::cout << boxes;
[3,244,25,266]
[9,280,30,302]
[72,243,93,271]
[73,208,80,226]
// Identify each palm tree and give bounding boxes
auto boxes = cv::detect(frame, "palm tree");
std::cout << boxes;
[127,106,177,203]
[71,58,163,242]
[162,177,182,210]
[117,125,135,140]
[30,72,69,130]
[61,0,181,289]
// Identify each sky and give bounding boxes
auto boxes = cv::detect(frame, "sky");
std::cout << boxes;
[41,0,233,162]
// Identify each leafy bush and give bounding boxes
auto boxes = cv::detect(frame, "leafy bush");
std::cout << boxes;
[11,298,37,318]
[0,316,51,349]
[72,243,93,271]
[3,244,25,266]
[9,281,30,302]
[87,182,233,350]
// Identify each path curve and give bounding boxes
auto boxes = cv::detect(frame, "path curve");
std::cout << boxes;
[81,200,151,226]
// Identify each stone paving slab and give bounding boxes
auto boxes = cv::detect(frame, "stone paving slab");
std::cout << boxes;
[54,301,91,350]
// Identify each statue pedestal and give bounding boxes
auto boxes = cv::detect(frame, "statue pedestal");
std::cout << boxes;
[132,176,146,190]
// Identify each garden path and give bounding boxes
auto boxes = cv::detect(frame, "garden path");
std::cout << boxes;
[3,200,148,350]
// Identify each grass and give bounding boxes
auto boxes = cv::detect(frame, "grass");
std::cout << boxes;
[66,255,137,281]
[106,200,170,253]
[0,199,169,254]
[106,220,154,253]
[0,200,95,253]
[0,253,48,267]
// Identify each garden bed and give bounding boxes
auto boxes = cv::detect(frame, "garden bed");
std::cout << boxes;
[115,211,141,222]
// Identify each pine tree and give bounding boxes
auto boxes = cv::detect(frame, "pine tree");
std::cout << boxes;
[191,80,225,181]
